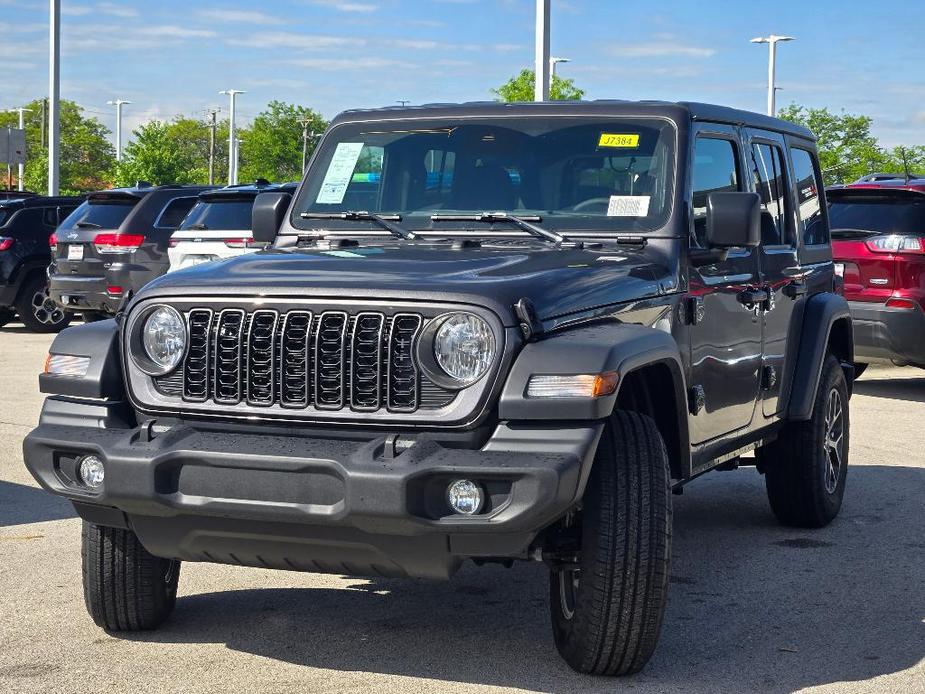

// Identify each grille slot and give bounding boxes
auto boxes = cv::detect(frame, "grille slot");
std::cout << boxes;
[280,311,313,408]
[314,311,348,410]
[183,309,213,402]
[387,314,423,412]
[350,312,385,411]
[214,309,245,404]
[171,306,449,415]
[246,310,278,406]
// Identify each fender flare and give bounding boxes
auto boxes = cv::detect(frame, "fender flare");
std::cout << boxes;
[9,259,50,296]
[39,319,124,400]
[785,292,853,421]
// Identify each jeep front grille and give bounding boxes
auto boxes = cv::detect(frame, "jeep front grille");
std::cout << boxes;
[174,307,445,414]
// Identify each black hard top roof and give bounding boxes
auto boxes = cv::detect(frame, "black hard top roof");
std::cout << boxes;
[330,100,815,141]
[199,181,299,200]
[0,194,85,209]
[86,184,217,201]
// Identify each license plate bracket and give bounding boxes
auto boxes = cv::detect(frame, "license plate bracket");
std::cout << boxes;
[67,244,84,261]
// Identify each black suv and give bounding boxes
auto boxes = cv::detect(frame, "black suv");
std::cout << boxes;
[25,102,853,676]
[48,184,214,319]
[0,194,83,331]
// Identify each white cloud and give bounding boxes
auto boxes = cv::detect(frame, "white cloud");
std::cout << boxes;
[97,2,137,17]
[288,57,414,70]
[610,39,715,59]
[62,4,92,16]
[308,0,378,12]
[142,25,216,39]
[196,9,283,25]
[228,31,365,49]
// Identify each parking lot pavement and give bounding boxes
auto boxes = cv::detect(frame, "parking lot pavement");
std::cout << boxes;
[0,323,922,694]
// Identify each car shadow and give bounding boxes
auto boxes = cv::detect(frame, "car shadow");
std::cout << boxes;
[0,479,76,527]
[853,375,925,404]
[119,464,925,693]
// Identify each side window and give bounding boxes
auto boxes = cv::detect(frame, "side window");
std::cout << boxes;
[791,148,827,246]
[157,197,197,228]
[691,137,740,247]
[750,143,791,246]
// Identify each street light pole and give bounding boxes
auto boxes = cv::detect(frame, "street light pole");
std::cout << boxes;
[7,107,32,191]
[750,35,794,117]
[48,0,60,195]
[219,90,245,185]
[298,118,315,172]
[203,108,220,185]
[107,99,131,161]
[534,0,550,101]
[549,56,570,88]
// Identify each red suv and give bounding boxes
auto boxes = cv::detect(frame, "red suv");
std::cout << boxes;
[829,179,925,372]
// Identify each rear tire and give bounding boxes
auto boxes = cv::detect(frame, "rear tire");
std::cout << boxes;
[851,362,868,380]
[15,275,72,333]
[758,354,849,528]
[549,411,672,676]
[82,521,180,631]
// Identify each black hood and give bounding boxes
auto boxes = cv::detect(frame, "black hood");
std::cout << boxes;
[139,242,676,326]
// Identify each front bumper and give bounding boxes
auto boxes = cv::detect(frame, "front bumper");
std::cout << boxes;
[24,398,601,579]
[849,300,925,367]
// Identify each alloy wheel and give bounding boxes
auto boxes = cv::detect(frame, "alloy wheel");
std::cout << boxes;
[31,286,67,327]
[823,387,845,494]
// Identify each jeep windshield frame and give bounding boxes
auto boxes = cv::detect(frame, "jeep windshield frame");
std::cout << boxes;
[288,116,677,237]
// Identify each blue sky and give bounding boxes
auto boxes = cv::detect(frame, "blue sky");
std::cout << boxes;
[1,0,923,148]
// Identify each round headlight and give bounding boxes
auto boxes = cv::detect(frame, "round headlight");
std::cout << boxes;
[138,305,186,375]
[433,312,495,386]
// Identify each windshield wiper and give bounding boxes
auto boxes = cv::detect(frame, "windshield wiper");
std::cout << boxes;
[430,212,566,245]
[75,221,101,229]
[300,211,417,240]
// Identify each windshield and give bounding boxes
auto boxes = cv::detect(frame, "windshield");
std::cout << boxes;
[829,199,925,235]
[291,117,676,234]
[59,199,136,231]
[180,199,254,230]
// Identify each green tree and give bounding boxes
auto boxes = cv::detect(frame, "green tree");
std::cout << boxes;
[0,99,115,194]
[777,104,891,185]
[237,101,327,183]
[493,68,584,102]
[114,117,233,186]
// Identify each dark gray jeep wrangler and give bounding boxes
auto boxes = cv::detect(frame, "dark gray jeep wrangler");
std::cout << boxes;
[24,101,853,676]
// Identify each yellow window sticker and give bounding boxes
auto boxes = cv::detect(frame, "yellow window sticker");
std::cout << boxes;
[598,133,640,149]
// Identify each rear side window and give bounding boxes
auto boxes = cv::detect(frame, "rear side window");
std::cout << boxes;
[828,199,925,236]
[180,199,255,231]
[58,200,137,231]
[791,148,827,245]
[750,143,791,246]
[156,196,198,228]
[691,137,740,247]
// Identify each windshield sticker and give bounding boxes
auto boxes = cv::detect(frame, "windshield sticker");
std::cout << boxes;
[598,133,640,149]
[607,195,651,217]
[316,142,364,204]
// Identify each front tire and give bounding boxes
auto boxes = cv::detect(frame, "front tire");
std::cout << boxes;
[759,354,849,528]
[82,522,180,631]
[15,275,72,333]
[549,411,672,676]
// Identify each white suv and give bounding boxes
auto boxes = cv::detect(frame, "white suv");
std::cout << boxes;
[168,182,296,272]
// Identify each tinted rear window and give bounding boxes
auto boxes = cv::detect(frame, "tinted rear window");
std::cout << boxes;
[180,199,254,231]
[828,199,925,236]
[59,200,136,231]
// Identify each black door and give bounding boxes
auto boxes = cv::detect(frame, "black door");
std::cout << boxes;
[686,124,762,444]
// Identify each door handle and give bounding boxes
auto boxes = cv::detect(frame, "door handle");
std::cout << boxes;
[782,280,807,299]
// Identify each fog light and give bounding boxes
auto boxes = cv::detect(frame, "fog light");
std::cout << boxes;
[447,479,484,515]
[78,455,105,489]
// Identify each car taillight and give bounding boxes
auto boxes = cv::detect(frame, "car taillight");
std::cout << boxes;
[49,233,58,251]
[224,237,255,248]
[168,238,180,248]
[886,298,920,310]
[865,234,925,254]
[94,233,145,253]
[0,236,13,252]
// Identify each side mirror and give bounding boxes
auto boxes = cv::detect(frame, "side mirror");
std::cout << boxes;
[252,192,292,244]
[705,192,761,249]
